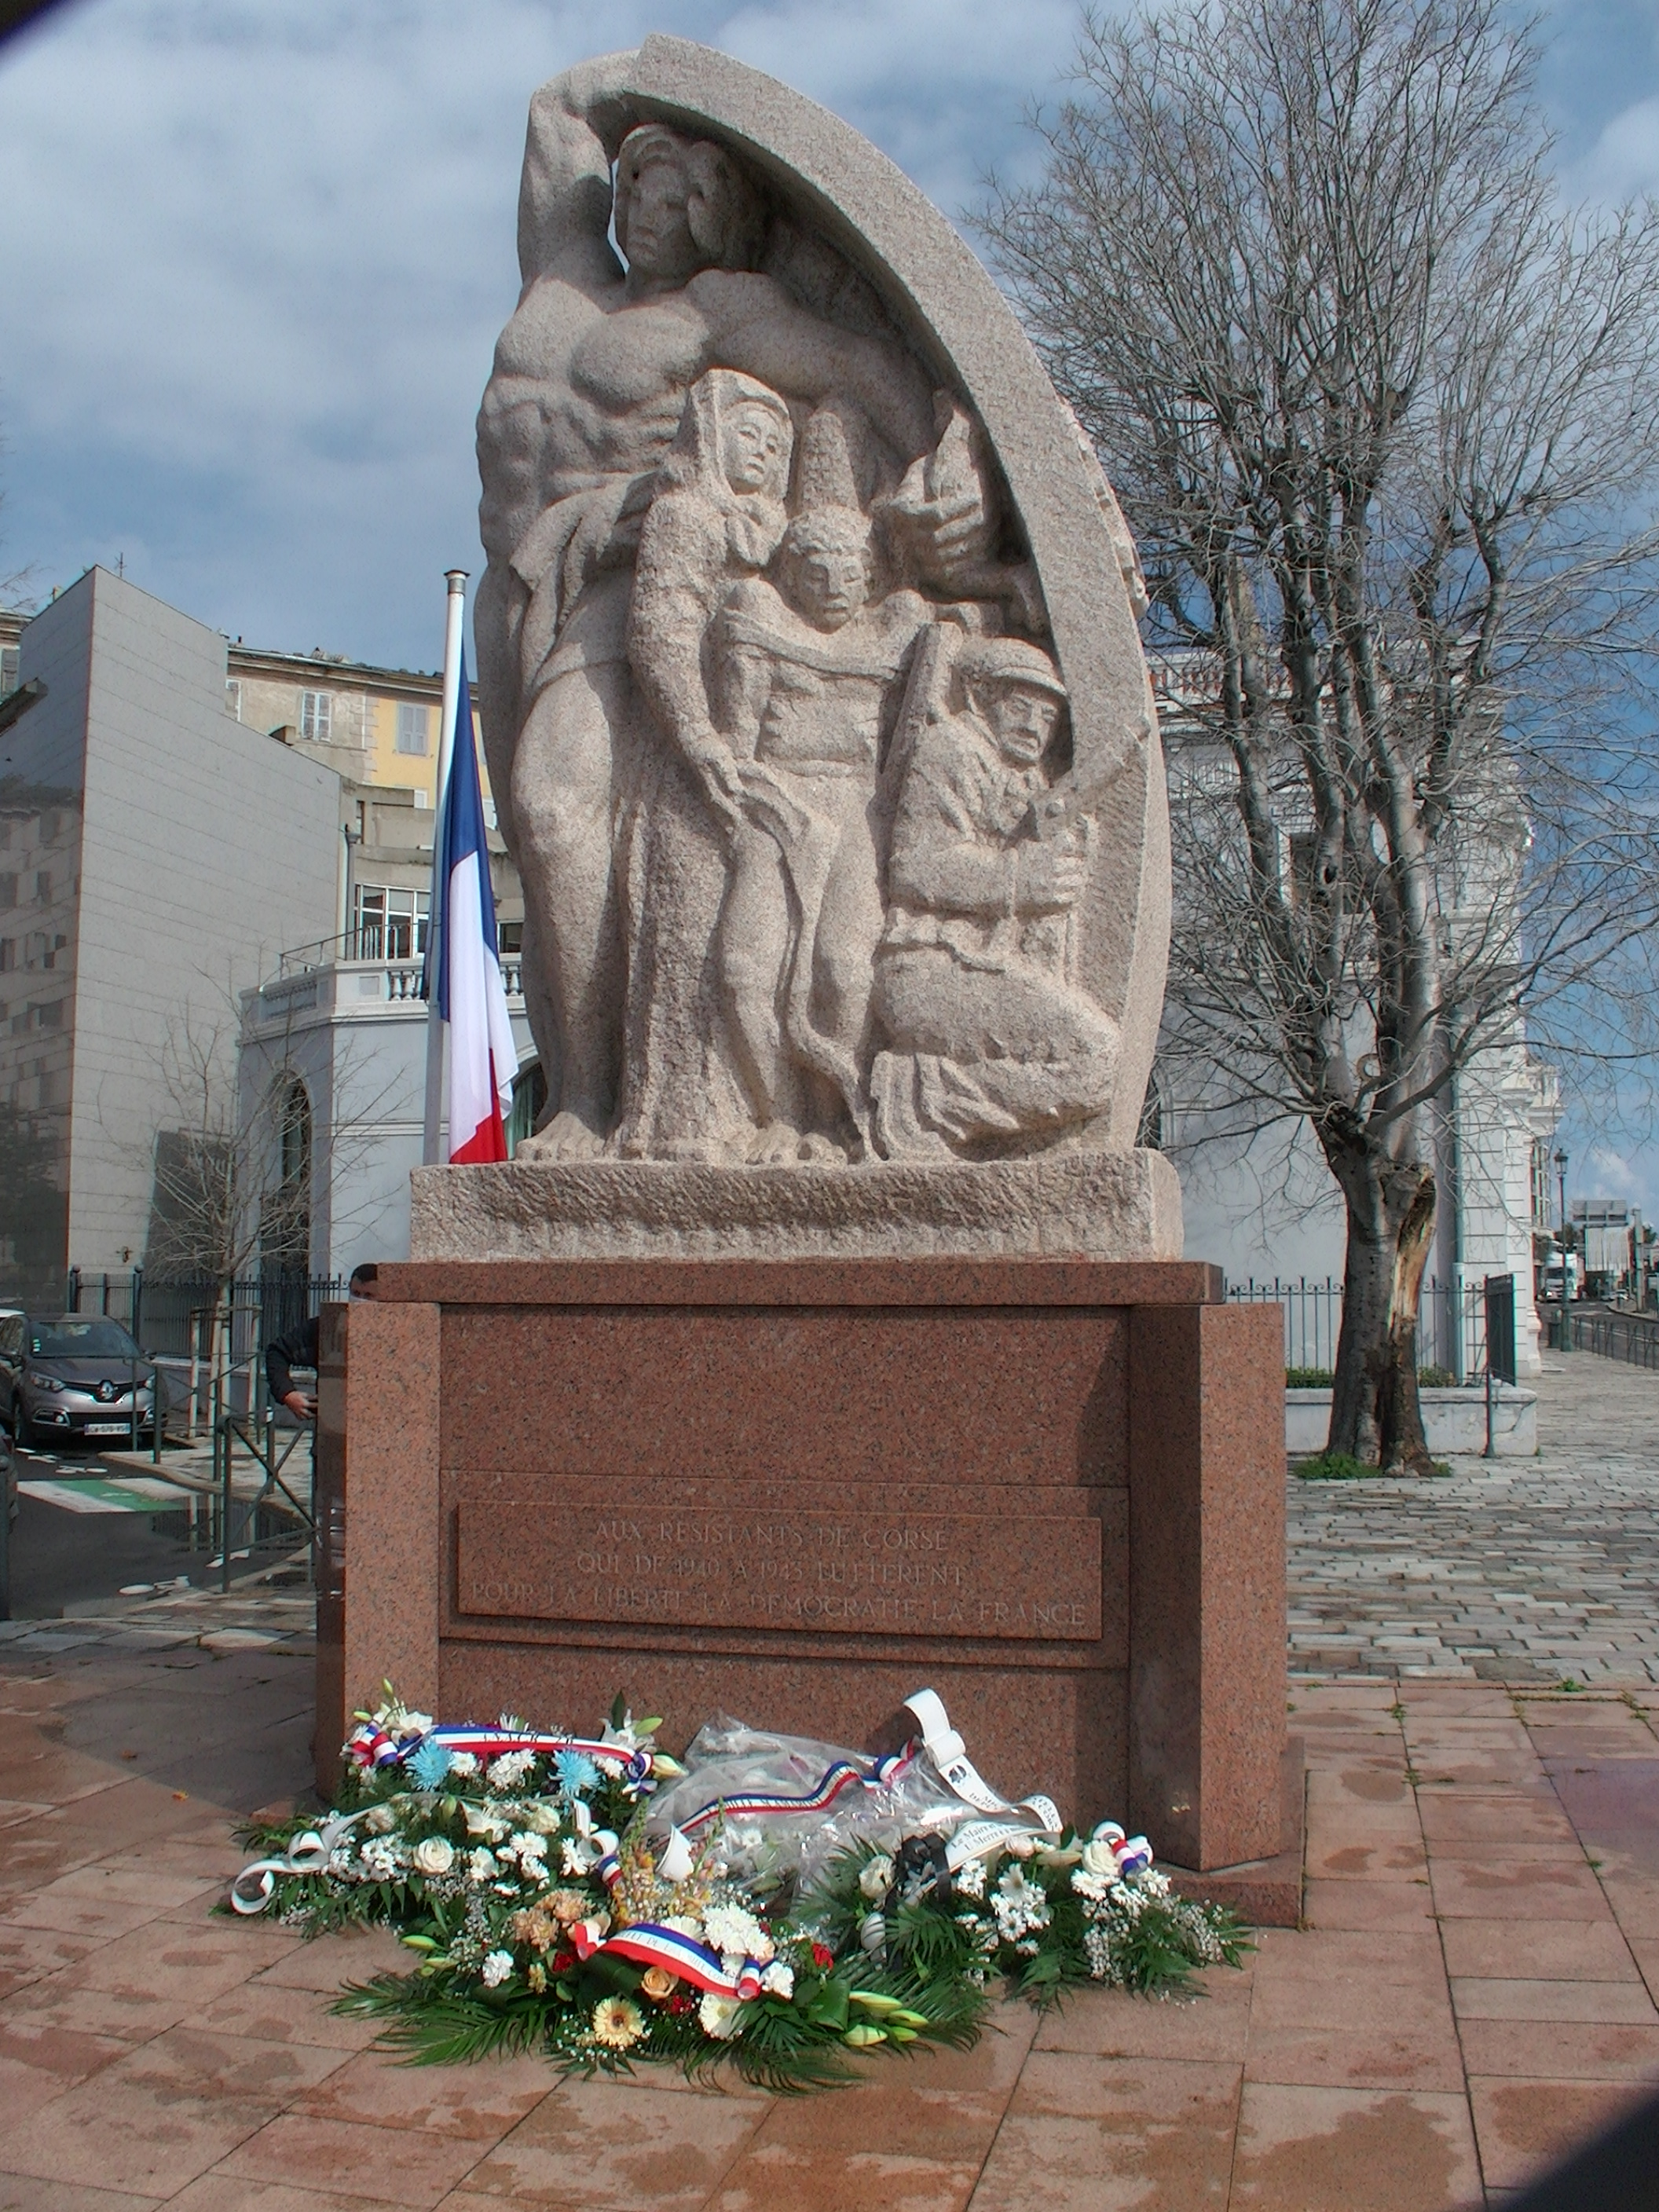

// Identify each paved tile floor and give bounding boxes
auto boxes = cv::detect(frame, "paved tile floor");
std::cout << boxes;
[2,1641,1657,2208]
[1290,1353,1659,1683]
[0,1351,1654,2207]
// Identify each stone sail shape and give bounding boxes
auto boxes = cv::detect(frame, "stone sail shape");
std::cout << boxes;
[562,37,1168,1153]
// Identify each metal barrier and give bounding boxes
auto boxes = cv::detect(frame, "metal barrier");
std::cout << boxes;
[1557,1304,1659,1370]
[1225,1274,1487,1379]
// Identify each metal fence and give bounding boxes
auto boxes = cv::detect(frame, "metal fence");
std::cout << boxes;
[1556,1303,1659,1371]
[65,1269,347,1364]
[1225,1274,1487,1379]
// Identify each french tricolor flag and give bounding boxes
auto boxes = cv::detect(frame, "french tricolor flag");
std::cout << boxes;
[423,645,516,1163]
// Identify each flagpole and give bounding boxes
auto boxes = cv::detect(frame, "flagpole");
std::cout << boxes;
[422,569,469,1166]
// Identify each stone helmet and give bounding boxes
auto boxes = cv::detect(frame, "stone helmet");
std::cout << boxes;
[954,636,1068,703]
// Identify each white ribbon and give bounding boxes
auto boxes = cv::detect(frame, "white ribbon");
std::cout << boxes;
[903,1688,1062,1866]
[230,1809,368,1915]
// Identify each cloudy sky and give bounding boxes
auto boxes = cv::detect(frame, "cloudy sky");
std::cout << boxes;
[3,0,1657,1203]
[4,0,1657,675]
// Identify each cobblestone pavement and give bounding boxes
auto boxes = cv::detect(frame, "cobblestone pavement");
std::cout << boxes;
[1290,1352,1659,1683]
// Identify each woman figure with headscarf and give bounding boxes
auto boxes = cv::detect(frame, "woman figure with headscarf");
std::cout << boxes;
[610,370,797,1159]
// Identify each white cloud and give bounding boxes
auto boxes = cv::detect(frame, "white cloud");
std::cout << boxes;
[0,0,1079,668]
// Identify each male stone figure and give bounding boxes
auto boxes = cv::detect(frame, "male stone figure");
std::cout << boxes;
[474,71,943,1158]
[871,636,1120,1157]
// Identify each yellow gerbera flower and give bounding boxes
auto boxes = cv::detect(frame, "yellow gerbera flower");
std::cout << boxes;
[590,1995,646,2049]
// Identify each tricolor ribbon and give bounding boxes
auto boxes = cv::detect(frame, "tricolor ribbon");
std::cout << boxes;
[675,1747,914,1836]
[577,1920,764,2000]
[346,1723,654,1791]
[427,1728,654,1789]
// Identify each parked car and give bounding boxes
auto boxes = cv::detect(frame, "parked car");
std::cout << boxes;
[0,1312,165,1448]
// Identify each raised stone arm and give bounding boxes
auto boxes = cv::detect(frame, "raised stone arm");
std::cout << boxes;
[516,53,641,287]
[699,272,938,471]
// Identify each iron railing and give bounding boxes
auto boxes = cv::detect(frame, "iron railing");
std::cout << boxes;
[66,1269,346,1363]
[1225,1273,1491,1380]
[1555,1303,1659,1370]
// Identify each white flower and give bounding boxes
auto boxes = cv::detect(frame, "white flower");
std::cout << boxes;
[448,1752,478,1778]
[858,1855,894,1901]
[463,1804,511,1841]
[480,1950,514,1987]
[363,1803,397,1835]
[953,1857,988,1899]
[488,1751,536,1789]
[467,1848,499,1883]
[522,1802,562,1835]
[704,1903,767,1960]
[398,1710,434,1739]
[698,1993,741,2040]
[1141,1869,1172,1900]
[991,1865,1051,1942]
[760,1961,795,1999]
[1079,1838,1118,1878]
[1005,1834,1037,1859]
[562,1836,600,1875]
[1071,1867,1112,1905]
[358,1837,404,1881]
[412,1836,455,1876]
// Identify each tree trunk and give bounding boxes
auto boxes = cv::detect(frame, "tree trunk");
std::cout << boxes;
[1327,1158,1437,1473]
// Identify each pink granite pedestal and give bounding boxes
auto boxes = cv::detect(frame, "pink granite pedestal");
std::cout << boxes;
[316,1260,1286,1889]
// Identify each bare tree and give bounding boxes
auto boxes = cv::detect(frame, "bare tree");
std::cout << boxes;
[982,0,1659,1467]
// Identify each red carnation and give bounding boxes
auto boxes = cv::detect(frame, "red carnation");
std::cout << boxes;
[811,1942,834,1969]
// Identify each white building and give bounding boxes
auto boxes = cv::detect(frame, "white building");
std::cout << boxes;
[1155,665,1558,1378]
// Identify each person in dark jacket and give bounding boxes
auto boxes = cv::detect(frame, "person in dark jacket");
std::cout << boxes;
[266,1265,379,1420]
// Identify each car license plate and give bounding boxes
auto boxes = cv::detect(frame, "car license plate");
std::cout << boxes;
[85,1422,129,1436]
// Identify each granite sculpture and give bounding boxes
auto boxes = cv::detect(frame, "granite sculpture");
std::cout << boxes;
[472,40,1169,1188]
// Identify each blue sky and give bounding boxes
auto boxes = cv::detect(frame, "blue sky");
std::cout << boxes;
[2,0,1654,670]
[2,0,1657,1207]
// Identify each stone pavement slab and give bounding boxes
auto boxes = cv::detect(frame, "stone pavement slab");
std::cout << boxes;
[3,1486,1659,2194]
[2,1640,1658,2207]
[1288,1353,1659,1683]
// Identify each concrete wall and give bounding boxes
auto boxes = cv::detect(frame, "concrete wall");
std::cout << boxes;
[15,570,342,1275]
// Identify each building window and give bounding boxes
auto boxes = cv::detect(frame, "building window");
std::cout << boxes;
[395,701,430,756]
[0,647,18,696]
[497,919,523,955]
[299,690,332,743]
[0,940,12,971]
[0,875,16,910]
[353,884,429,961]
[225,680,241,720]
[34,872,50,906]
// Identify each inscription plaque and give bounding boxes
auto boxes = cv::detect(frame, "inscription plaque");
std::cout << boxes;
[456,1499,1103,1642]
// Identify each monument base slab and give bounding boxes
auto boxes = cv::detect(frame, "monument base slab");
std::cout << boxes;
[317,1257,1284,1878]
[408,1148,1181,1264]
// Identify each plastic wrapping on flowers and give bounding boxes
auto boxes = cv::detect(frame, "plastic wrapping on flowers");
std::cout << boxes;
[229,1686,1248,2092]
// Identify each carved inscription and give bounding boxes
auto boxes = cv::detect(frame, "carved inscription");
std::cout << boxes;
[456,1501,1102,1642]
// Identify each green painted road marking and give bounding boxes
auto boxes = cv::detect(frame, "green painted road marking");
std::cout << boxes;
[16,1478,186,1514]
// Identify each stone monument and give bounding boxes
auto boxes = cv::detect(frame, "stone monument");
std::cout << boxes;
[320,38,1294,1914]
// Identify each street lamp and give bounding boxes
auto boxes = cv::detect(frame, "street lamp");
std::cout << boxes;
[1555,1148,1569,1236]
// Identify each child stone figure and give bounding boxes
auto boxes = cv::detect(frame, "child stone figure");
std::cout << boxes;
[707,411,943,1159]
[870,635,1120,1158]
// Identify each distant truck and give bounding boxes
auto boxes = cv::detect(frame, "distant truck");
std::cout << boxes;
[1538,1251,1581,1302]
[1573,1200,1636,1302]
